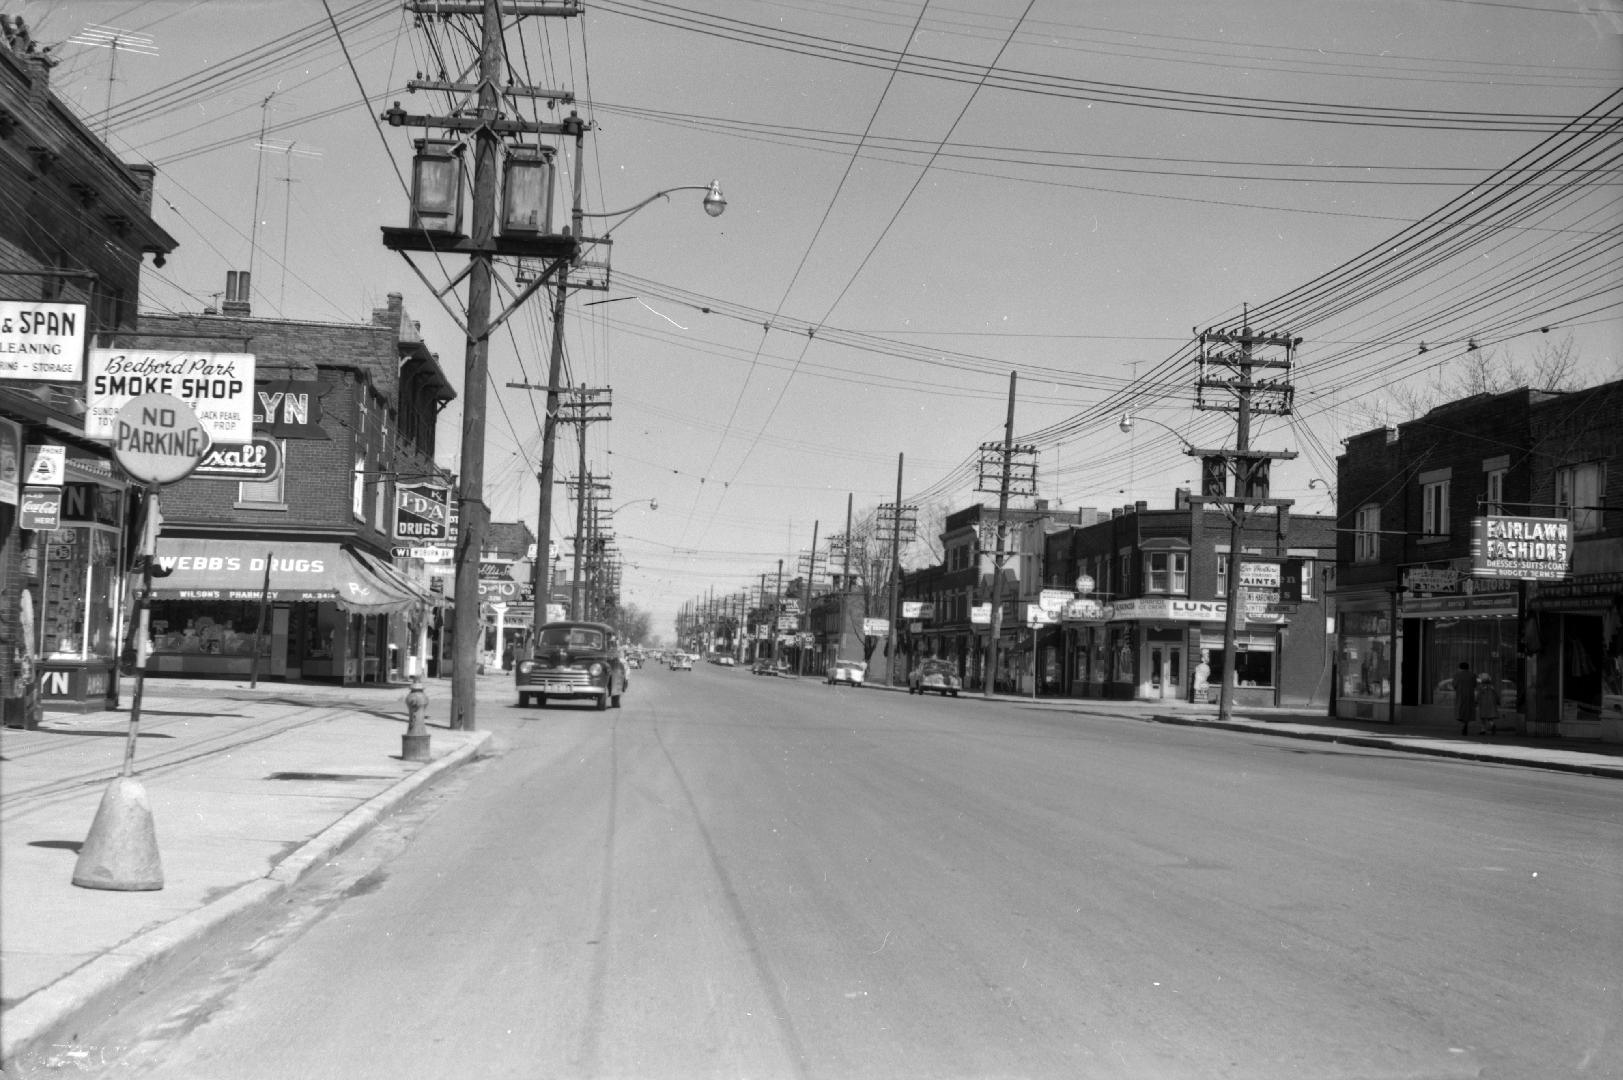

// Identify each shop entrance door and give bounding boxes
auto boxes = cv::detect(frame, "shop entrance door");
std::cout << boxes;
[1148,644,1184,700]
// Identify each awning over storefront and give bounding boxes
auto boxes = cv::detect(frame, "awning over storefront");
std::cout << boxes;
[149,539,426,615]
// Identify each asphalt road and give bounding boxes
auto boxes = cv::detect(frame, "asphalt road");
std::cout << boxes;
[57,665,1623,1079]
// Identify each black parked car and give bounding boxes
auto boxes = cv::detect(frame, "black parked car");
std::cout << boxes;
[515,621,628,710]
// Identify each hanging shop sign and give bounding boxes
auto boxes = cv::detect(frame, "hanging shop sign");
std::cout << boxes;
[479,561,514,580]
[902,601,936,620]
[19,485,61,530]
[394,482,453,542]
[1026,604,1061,627]
[970,603,992,625]
[1038,589,1072,613]
[192,437,283,481]
[862,618,890,637]
[1061,598,1106,623]
[87,349,255,445]
[0,300,86,382]
[1471,515,1572,581]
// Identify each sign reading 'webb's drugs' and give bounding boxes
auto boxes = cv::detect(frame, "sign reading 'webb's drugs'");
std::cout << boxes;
[1471,515,1572,581]
[86,350,255,444]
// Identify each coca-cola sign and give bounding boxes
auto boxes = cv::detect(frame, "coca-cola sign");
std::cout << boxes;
[193,437,283,481]
[19,485,61,530]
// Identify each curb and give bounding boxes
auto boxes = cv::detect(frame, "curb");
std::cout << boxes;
[1145,712,1623,780]
[0,731,492,1074]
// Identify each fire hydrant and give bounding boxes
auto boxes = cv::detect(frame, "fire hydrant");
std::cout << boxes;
[402,675,431,762]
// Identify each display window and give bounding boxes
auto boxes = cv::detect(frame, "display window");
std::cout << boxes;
[147,601,273,657]
[38,525,120,663]
[1339,609,1393,702]
[1420,615,1519,710]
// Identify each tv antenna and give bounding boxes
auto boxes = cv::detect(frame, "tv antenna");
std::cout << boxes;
[67,24,158,139]
[255,139,323,313]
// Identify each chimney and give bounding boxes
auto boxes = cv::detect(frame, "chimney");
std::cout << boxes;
[1135,500,1148,514]
[221,271,251,316]
[1111,506,1123,519]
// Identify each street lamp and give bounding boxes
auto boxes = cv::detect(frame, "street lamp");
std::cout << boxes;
[533,186,723,633]
[577,181,726,234]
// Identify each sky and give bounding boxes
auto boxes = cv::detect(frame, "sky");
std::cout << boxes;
[25,0,1623,633]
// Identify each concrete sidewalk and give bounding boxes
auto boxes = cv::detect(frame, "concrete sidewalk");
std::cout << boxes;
[864,678,1623,780]
[1,677,492,1074]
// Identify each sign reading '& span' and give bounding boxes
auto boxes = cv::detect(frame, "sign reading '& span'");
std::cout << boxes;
[86,350,255,445]
[1471,515,1572,581]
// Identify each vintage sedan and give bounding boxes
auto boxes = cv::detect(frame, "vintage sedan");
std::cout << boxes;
[515,621,627,710]
[909,658,962,697]
[669,653,693,671]
[826,657,866,687]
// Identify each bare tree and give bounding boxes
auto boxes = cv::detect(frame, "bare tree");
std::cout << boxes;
[1361,332,1592,427]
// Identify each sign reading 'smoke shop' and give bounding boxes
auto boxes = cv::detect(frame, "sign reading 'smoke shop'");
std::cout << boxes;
[86,350,255,445]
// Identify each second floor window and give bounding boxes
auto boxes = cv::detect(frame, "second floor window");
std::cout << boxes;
[1422,480,1450,536]
[1144,551,1188,594]
[1355,504,1380,562]
[1485,467,1506,516]
[1557,461,1605,534]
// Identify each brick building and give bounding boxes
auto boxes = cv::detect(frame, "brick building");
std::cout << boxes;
[131,288,454,684]
[0,26,177,718]
[1333,381,1622,739]
[1041,496,1335,706]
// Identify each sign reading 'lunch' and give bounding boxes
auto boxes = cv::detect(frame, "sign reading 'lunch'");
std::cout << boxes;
[86,349,256,444]
[1471,515,1572,581]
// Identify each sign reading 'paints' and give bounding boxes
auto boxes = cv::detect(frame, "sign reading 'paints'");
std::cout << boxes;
[86,350,255,444]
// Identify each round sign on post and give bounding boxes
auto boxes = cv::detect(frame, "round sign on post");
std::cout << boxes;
[111,394,210,485]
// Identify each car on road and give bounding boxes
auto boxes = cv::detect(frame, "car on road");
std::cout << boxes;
[909,658,962,697]
[751,657,789,676]
[826,658,866,687]
[515,621,627,710]
[669,653,693,671]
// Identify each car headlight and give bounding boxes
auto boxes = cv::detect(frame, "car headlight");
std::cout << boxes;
[589,662,605,678]
[516,660,533,675]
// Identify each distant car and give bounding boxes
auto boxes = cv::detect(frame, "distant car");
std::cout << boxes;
[719,655,736,667]
[909,658,962,697]
[670,653,693,671]
[826,658,866,687]
[752,657,788,676]
[515,621,627,710]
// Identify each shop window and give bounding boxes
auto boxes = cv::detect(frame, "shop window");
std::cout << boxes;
[1339,611,1391,702]
[1421,616,1520,710]
[1556,461,1604,534]
[1209,646,1275,689]
[1144,551,1188,595]
[1355,504,1381,562]
[1422,479,1450,536]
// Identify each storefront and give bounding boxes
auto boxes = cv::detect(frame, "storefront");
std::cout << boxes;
[143,538,433,683]
[1336,601,1397,723]
[1397,590,1521,725]
[1526,570,1623,741]
[33,455,129,713]
[1106,597,1284,707]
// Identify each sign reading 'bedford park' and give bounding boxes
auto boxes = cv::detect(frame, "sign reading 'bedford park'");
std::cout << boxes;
[86,350,255,445]
[1471,515,1573,581]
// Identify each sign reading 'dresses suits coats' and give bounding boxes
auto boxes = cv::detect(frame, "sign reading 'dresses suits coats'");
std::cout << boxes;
[1471,515,1572,581]
[86,350,255,444]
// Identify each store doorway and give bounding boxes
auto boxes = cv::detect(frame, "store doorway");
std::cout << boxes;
[1147,643,1184,701]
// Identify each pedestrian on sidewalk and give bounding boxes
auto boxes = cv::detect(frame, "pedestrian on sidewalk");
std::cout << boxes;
[1476,673,1501,736]
[1451,661,1478,736]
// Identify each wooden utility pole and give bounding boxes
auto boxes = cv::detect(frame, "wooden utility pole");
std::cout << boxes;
[382,0,583,731]
[1188,313,1298,722]
[977,374,1037,697]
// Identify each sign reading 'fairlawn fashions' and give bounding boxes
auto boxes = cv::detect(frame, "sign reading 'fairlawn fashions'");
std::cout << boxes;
[1472,515,1573,581]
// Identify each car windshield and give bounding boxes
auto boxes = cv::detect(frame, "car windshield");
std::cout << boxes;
[539,626,605,650]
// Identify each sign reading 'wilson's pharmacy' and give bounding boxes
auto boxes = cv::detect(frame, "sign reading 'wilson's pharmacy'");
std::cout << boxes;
[1471,515,1572,581]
